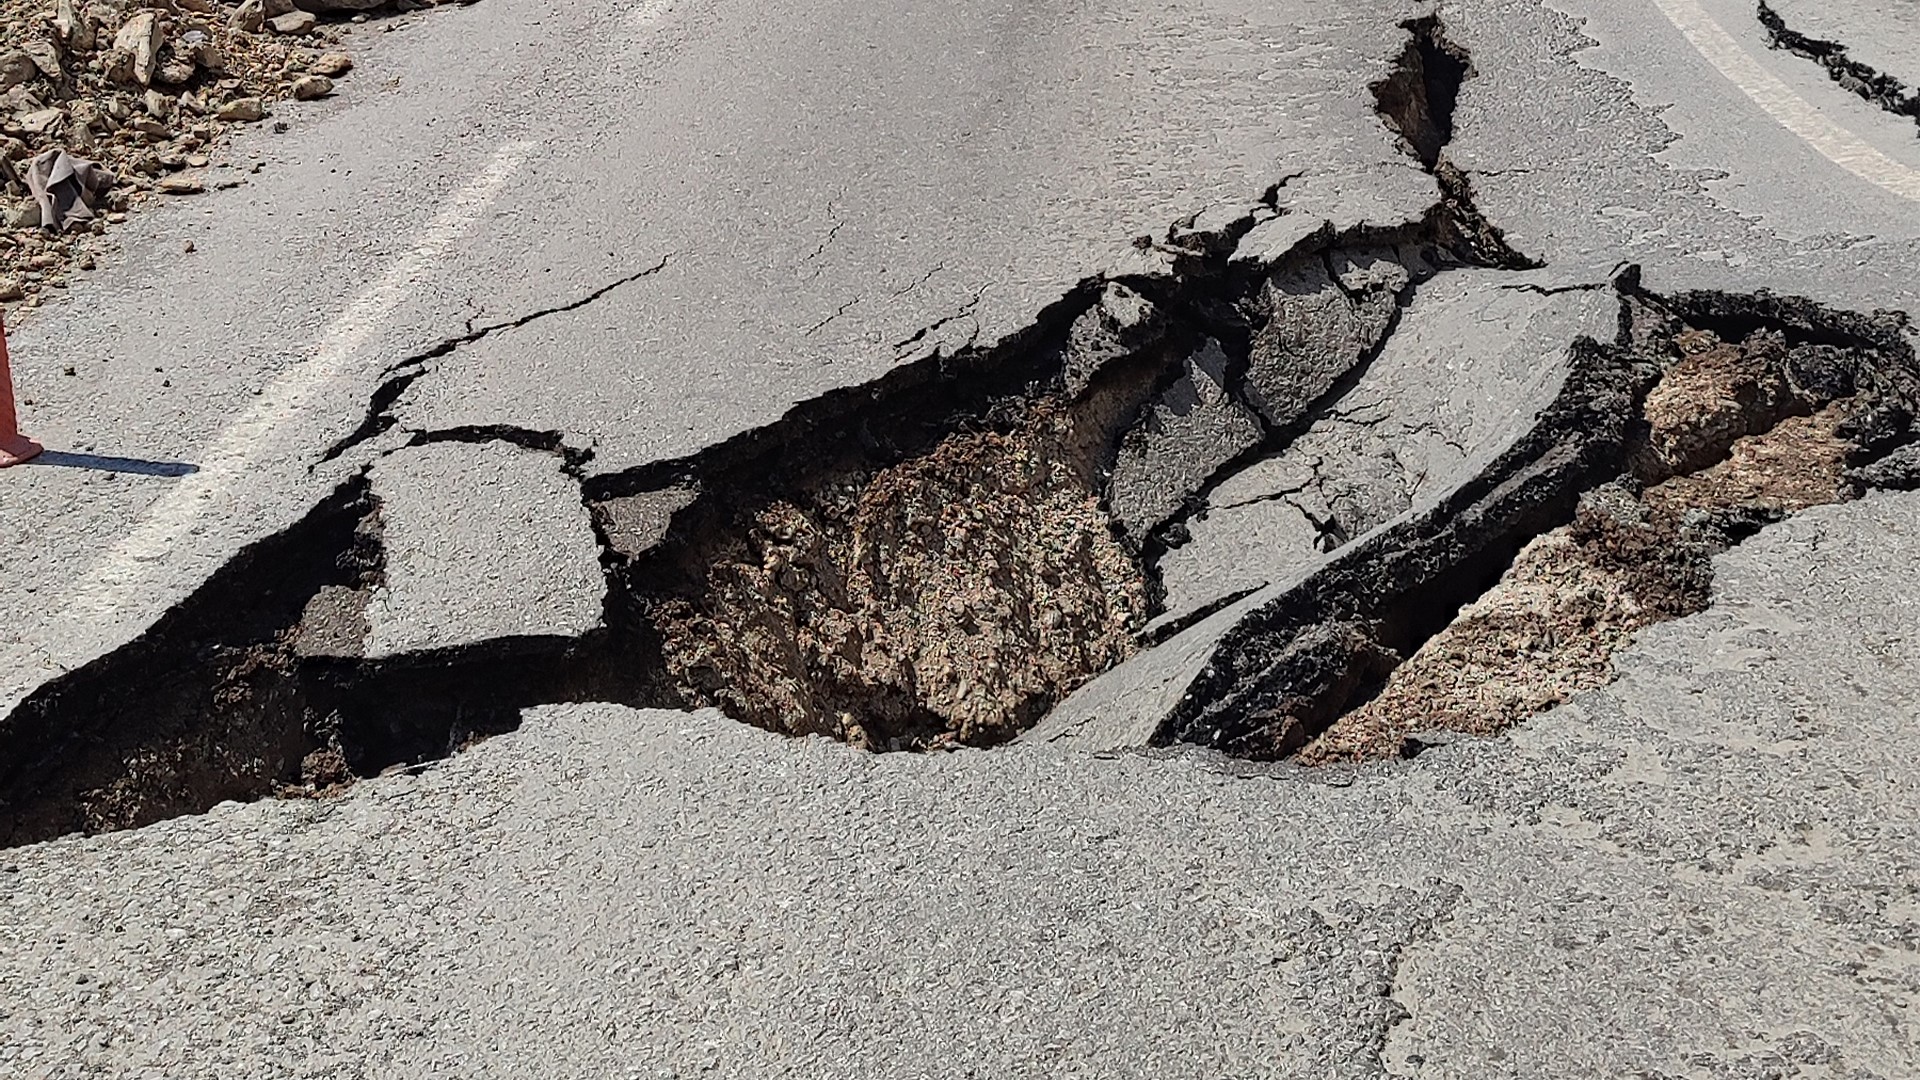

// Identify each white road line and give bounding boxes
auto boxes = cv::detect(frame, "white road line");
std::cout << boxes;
[57,140,536,626]
[1650,0,1920,202]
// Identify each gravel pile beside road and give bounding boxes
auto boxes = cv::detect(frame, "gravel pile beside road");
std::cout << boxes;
[0,0,461,309]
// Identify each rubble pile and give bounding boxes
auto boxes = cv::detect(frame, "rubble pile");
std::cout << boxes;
[0,0,447,305]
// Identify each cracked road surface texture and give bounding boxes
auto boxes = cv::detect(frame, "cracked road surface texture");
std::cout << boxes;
[4,495,1918,1077]
[2,0,1920,1072]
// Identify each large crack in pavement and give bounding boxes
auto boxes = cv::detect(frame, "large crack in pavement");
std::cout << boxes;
[317,253,675,464]
[1155,278,1920,761]
[1758,1,1920,134]
[4,14,1920,846]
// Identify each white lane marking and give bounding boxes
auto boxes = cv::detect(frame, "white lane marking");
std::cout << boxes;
[57,140,536,626]
[1650,0,1920,201]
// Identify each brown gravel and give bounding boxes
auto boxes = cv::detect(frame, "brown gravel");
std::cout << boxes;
[0,0,440,309]
[1300,328,1869,763]
[650,401,1151,750]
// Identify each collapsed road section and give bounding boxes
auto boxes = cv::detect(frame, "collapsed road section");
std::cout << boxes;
[4,16,1919,847]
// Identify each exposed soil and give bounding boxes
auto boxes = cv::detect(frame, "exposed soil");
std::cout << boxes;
[647,398,1152,750]
[1301,327,1884,763]
[6,13,1920,848]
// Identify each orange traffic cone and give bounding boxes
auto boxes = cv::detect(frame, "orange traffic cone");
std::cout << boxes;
[1,311,43,467]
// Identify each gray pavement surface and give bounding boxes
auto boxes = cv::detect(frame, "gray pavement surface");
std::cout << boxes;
[1154,268,1613,627]
[3,0,1920,1072]
[4,492,1917,1077]
[363,440,604,659]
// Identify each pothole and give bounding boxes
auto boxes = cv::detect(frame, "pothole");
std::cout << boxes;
[635,399,1152,751]
[4,14,1919,847]
[1159,286,1920,761]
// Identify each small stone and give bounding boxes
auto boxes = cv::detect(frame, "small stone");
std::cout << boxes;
[54,0,95,52]
[0,279,22,301]
[0,50,42,91]
[156,176,204,194]
[131,117,170,138]
[185,153,208,167]
[228,0,265,33]
[182,239,195,253]
[101,48,137,86]
[311,51,353,77]
[2,203,41,229]
[263,0,298,15]
[214,97,265,122]
[112,12,163,87]
[78,254,95,269]
[268,11,318,35]
[192,42,226,74]
[290,75,332,100]
[156,59,197,86]
[22,40,63,81]
[17,108,65,135]
[143,90,175,118]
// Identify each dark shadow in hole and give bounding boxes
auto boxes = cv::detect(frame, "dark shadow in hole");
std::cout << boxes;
[28,451,200,477]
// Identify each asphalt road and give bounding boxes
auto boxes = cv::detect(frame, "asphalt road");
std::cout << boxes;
[2,0,1919,1073]
[5,494,1917,1077]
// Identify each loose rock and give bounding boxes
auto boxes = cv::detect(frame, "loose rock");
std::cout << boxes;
[229,0,266,33]
[267,11,318,35]
[310,52,353,77]
[290,75,332,100]
[214,97,265,122]
[16,109,65,136]
[111,12,163,87]
[0,51,39,92]
[0,0,398,301]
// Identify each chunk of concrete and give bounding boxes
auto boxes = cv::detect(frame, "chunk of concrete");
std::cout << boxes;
[1242,253,1405,431]
[1158,270,1617,626]
[1060,282,1167,398]
[594,484,699,561]
[1106,339,1265,543]
[365,442,607,659]
[1053,270,1623,751]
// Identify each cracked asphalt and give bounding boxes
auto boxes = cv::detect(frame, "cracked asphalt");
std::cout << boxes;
[3,0,1920,1074]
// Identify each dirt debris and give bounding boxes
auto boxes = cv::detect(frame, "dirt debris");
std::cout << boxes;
[0,0,455,307]
[1301,326,1880,763]
[648,400,1151,750]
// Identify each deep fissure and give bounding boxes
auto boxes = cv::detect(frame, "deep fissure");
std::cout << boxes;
[1157,279,1920,760]
[1758,1,1920,133]
[4,17,1918,846]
